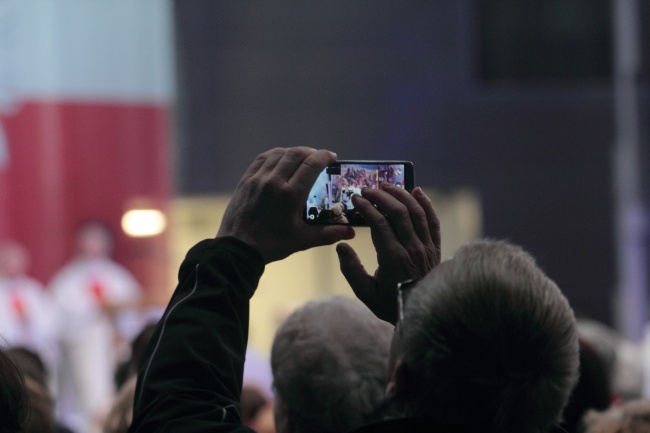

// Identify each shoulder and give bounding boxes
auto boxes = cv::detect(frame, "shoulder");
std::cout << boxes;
[15,276,46,291]
[47,261,81,286]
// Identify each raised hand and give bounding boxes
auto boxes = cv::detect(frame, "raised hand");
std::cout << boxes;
[217,147,355,264]
[336,184,440,324]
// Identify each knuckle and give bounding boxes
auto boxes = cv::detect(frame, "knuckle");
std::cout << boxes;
[394,204,410,221]
[300,157,319,172]
[407,246,426,263]
[285,147,313,165]
[246,176,263,191]
[411,207,427,221]
[261,147,285,159]
[393,249,410,263]
[272,180,293,196]
[374,216,393,232]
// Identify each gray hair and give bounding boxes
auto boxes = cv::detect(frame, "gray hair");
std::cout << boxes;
[271,296,394,433]
[399,239,579,433]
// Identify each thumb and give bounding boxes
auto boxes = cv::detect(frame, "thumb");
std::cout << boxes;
[337,243,374,300]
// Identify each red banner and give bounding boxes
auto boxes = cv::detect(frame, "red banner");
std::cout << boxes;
[0,100,171,291]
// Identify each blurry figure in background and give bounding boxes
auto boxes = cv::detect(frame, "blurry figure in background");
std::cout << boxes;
[0,240,59,380]
[22,372,58,433]
[582,399,650,433]
[578,318,645,401]
[550,339,612,433]
[242,344,274,400]
[240,386,267,423]
[240,385,273,432]
[102,376,137,433]
[101,323,158,433]
[271,296,394,433]
[49,221,142,433]
[7,346,70,433]
[113,322,157,390]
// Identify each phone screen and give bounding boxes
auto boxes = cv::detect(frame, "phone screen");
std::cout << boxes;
[304,161,414,225]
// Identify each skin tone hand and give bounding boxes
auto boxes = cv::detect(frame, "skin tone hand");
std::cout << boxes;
[217,147,355,264]
[336,184,441,324]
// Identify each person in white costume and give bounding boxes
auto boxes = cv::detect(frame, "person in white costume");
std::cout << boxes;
[0,240,59,377]
[49,222,141,433]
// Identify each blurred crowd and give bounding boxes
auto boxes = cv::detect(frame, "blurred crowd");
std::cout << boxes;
[0,222,163,433]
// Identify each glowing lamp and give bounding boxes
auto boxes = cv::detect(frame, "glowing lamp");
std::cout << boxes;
[121,209,167,237]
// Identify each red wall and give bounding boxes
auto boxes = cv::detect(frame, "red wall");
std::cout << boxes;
[0,100,171,294]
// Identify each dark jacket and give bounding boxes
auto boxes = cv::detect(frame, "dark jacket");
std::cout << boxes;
[130,237,263,433]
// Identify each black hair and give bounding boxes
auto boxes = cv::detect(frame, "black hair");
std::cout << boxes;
[0,348,28,433]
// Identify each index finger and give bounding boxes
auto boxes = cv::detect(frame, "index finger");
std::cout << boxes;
[379,183,433,247]
[359,186,424,256]
[287,149,337,190]
[350,193,401,255]
[239,147,283,182]
[273,147,318,181]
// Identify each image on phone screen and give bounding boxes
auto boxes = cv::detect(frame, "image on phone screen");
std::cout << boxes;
[305,162,411,225]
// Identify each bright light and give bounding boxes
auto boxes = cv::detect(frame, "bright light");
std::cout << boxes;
[121,209,167,237]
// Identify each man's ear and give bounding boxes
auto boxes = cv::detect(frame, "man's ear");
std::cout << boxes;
[386,356,411,400]
[273,401,293,433]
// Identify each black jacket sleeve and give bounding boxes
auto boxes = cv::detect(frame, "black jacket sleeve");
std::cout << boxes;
[129,237,265,433]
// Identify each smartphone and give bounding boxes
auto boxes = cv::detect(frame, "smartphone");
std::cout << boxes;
[304,160,415,225]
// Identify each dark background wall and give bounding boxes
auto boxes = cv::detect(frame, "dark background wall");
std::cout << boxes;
[173,1,650,326]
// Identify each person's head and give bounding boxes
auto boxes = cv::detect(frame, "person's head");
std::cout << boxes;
[389,239,579,433]
[0,347,27,433]
[240,386,268,426]
[103,376,137,433]
[0,240,30,278]
[271,296,394,433]
[114,322,157,388]
[21,376,56,433]
[550,339,611,433]
[75,221,114,259]
[6,347,48,391]
[5,347,56,433]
